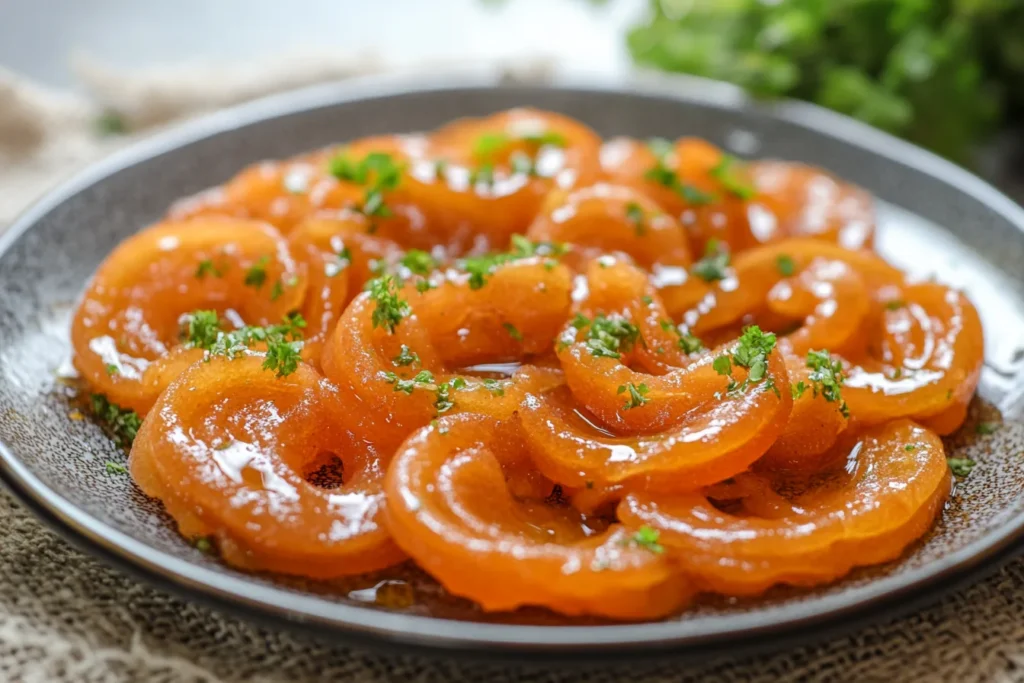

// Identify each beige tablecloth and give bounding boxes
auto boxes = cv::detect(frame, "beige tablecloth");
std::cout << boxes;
[2,64,1024,683]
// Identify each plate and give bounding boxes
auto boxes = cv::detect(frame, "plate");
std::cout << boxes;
[1,70,1023,660]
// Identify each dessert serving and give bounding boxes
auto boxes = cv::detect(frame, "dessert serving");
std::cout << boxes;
[70,108,984,620]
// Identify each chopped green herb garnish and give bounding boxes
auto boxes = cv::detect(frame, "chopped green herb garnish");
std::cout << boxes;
[385,369,435,394]
[393,345,420,367]
[904,444,917,451]
[195,537,213,553]
[469,163,495,187]
[713,325,779,396]
[643,143,717,205]
[659,319,703,354]
[503,322,523,341]
[642,295,654,305]
[976,422,999,435]
[269,280,285,301]
[691,239,731,282]
[400,249,436,276]
[434,377,465,415]
[482,378,505,396]
[791,381,808,400]
[185,310,222,350]
[948,457,976,478]
[709,154,756,200]
[368,275,410,333]
[625,201,646,236]
[104,364,119,376]
[776,254,796,277]
[195,259,223,279]
[89,394,143,448]
[474,132,510,160]
[520,130,567,147]
[806,349,849,418]
[618,382,650,410]
[885,300,906,311]
[105,461,128,475]
[328,151,404,218]
[571,313,591,330]
[244,256,270,290]
[626,526,664,554]
[459,236,567,290]
[189,311,306,378]
[583,315,643,359]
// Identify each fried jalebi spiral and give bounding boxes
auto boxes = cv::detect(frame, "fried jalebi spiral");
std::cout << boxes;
[71,109,989,620]
[620,421,950,595]
[131,355,405,577]
[71,217,305,414]
[385,413,693,618]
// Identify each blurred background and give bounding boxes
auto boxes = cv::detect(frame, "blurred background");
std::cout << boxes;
[1,0,1022,200]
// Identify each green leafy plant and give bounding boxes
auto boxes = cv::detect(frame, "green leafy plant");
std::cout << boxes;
[627,0,1024,163]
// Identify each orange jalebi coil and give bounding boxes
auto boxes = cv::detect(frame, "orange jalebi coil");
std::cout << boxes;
[71,109,984,620]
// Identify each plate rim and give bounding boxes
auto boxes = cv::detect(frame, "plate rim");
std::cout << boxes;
[2,67,1024,655]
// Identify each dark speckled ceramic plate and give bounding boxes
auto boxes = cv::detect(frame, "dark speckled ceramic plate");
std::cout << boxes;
[1,70,1024,660]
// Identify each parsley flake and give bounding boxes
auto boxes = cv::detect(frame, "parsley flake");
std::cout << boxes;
[625,526,664,554]
[503,322,524,341]
[713,325,779,396]
[400,249,437,276]
[482,378,505,396]
[368,275,410,333]
[976,422,999,435]
[583,315,643,359]
[948,457,976,478]
[806,349,849,417]
[393,345,420,367]
[776,254,796,276]
[89,394,143,448]
[195,259,224,279]
[244,256,270,290]
[618,382,650,410]
[105,461,128,475]
[709,154,756,200]
[625,202,646,236]
[691,239,731,282]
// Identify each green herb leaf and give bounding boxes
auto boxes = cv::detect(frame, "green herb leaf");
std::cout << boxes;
[976,422,999,435]
[105,461,128,475]
[368,275,410,333]
[948,457,976,478]
[89,394,143,448]
[195,259,224,279]
[625,201,646,236]
[806,349,849,417]
[244,256,270,290]
[626,526,664,554]
[776,254,796,277]
[582,315,643,359]
[691,239,731,282]
[617,382,650,410]
[393,345,420,367]
[503,322,523,341]
[709,154,756,200]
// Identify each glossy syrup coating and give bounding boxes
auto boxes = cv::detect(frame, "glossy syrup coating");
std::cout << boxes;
[620,421,950,595]
[71,217,304,414]
[70,108,991,620]
[130,355,405,577]
[384,413,694,619]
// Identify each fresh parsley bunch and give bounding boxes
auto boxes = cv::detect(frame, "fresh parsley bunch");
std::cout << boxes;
[627,0,1024,163]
